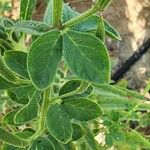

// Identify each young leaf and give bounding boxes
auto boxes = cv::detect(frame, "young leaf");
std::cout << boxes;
[62,98,103,121]
[28,30,62,89]
[0,127,27,148]
[9,21,49,35]
[63,3,79,23]
[104,20,121,40]
[20,0,37,20]
[59,80,93,98]
[72,123,84,141]
[4,51,29,79]
[63,30,110,84]
[46,103,72,144]
[43,0,53,25]
[105,134,113,147]
[14,90,41,124]
[28,137,55,150]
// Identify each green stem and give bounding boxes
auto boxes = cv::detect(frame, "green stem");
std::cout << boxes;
[53,0,63,27]
[29,87,52,141]
[51,82,89,101]
[62,4,100,29]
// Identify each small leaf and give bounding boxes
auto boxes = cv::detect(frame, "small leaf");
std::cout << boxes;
[20,0,37,20]
[43,0,53,25]
[28,137,55,150]
[2,110,18,125]
[0,127,27,147]
[7,90,29,104]
[111,131,126,142]
[59,80,93,98]
[28,30,62,89]
[72,123,84,141]
[14,90,41,124]
[4,51,29,79]
[82,123,100,150]
[46,103,72,144]
[48,134,75,150]
[125,130,150,149]
[105,134,113,147]
[0,76,19,90]
[62,98,103,121]
[63,30,110,84]
[104,20,121,40]
[63,3,79,23]
[9,21,49,35]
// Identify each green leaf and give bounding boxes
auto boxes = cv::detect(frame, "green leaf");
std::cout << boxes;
[62,98,103,121]
[125,130,150,149]
[105,134,113,147]
[63,30,110,84]
[0,76,19,90]
[59,80,93,98]
[28,137,54,150]
[63,3,79,23]
[14,90,41,124]
[20,0,37,20]
[7,90,29,105]
[43,0,53,25]
[111,131,126,142]
[104,20,121,40]
[28,30,62,89]
[4,51,29,79]
[48,134,75,150]
[2,110,18,125]
[0,127,27,148]
[0,56,18,83]
[72,123,84,141]
[46,103,72,144]
[82,123,100,150]
[11,85,35,99]
[9,21,49,35]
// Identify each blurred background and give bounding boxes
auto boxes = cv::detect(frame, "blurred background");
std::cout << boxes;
[0,0,150,89]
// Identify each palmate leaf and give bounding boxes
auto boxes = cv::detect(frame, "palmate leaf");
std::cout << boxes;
[4,51,29,79]
[63,30,110,84]
[28,30,62,89]
[62,98,103,121]
[46,103,72,144]
[20,0,37,20]
[0,127,27,148]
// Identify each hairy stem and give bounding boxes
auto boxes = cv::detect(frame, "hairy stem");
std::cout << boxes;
[62,4,100,29]
[53,0,63,27]
[29,87,52,141]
